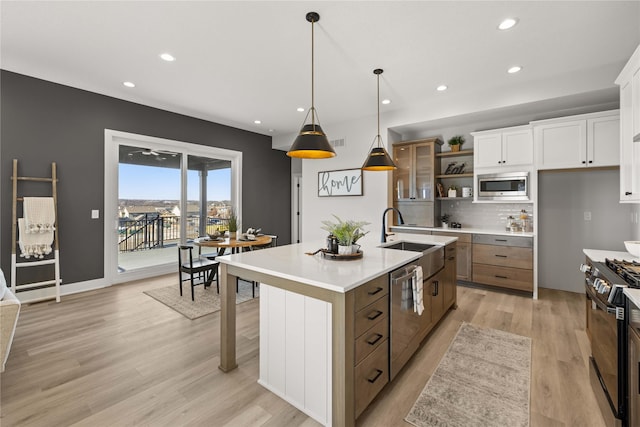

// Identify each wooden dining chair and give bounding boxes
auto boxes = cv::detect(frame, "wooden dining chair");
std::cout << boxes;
[178,245,219,301]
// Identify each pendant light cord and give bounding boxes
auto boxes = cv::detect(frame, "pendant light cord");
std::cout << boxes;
[376,72,380,144]
[311,17,315,127]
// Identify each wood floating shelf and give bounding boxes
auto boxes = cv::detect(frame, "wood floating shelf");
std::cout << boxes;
[437,196,473,201]
[436,149,474,158]
[435,173,474,179]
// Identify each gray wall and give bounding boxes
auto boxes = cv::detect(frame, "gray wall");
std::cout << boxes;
[538,168,632,293]
[1,70,291,285]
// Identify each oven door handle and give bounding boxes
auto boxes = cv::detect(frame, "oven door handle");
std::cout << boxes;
[586,284,616,314]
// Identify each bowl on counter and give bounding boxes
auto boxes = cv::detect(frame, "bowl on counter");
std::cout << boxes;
[625,241,640,257]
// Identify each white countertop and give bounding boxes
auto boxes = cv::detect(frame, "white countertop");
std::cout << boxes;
[390,225,535,238]
[583,248,639,263]
[216,235,457,293]
[624,288,640,309]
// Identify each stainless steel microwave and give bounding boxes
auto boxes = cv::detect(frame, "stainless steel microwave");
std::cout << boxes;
[477,172,529,201]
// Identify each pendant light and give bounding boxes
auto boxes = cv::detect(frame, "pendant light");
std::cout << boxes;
[287,12,336,159]
[362,69,397,171]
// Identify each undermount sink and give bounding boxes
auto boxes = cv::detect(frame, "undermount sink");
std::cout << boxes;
[382,241,436,252]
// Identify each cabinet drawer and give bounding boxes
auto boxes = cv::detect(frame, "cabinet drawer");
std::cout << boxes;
[432,231,472,243]
[473,244,533,269]
[355,297,389,337]
[472,234,532,248]
[355,315,389,365]
[472,263,533,292]
[355,339,389,418]
[355,275,389,312]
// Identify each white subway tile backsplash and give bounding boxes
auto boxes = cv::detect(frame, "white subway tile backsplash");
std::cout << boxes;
[439,201,533,231]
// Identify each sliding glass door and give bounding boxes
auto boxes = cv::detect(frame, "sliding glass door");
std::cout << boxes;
[105,130,241,284]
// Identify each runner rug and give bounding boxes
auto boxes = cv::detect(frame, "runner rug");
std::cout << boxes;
[144,280,258,320]
[405,322,531,427]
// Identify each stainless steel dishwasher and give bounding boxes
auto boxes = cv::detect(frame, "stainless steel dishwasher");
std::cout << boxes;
[387,243,444,380]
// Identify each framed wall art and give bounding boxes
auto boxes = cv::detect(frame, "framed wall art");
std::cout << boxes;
[318,168,363,197]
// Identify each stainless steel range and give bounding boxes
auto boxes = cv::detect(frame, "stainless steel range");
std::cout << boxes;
[582,258,640,427]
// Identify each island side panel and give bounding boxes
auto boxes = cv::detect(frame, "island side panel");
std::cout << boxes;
[219,263,238,372]
[332,289,356,427]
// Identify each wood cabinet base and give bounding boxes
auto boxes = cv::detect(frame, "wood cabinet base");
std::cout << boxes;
[472,263,533,292]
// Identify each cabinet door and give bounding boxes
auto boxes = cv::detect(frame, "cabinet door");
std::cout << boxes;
[429,270,445,323]
[456,241,472,281]
[393,145,412,199]
[534,120,586,169]
[633,68,640,138]
[502,128,533,167]
[414,143,435,200]
[587,115,620,167]
[442,243,457,310]
[620,82,640,201]
[474,133,503,168]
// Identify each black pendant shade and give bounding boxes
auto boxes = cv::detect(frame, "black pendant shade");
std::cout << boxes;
[287,12,336,159]
[362,68,396,171]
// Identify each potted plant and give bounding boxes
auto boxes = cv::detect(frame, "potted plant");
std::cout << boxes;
[440,213,450,228]
[227,208,238,238]
[447,135,465,152]
[321,215,370,254]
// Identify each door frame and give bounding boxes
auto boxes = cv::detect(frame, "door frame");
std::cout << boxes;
[104,129,242,285]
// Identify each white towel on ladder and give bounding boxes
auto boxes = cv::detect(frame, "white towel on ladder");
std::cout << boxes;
[18,218,53,259]
[412,266,424,315]
[23,197,55,233]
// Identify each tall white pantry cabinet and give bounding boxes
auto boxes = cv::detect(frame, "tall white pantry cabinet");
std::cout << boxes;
[616,43,640,203]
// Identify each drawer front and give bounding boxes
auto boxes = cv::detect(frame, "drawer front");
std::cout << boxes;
[432,231,472,243]
[472,234,533,248]
[355,275,389,312]
[355,315,389,365]
[472,263,533,292]
[355,339,389,418]
[473,243,533,269]
[355,296,389,337]
[445,242,457,262]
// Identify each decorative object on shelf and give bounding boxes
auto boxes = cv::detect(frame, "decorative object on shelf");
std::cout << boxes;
[318,168,363,196]
[443,161,467,175]
[287,12,336,159]
[450,222,462,228]
[447,135,465,152]
[320,215,370,254]
[436,182,445,198]
[440,214,450,228]
[448,185,457,198]
[462,186,473,198]
[362,69,396,171]
[320,249,364,260]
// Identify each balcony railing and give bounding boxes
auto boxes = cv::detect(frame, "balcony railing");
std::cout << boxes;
[118,214,229,252]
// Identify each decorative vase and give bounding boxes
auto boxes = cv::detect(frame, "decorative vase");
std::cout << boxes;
[451,144,461,152]
[351,244,361,254]
[442,223,449,229]
[338,245,353,255]
[229,231,237,239]
[448,188,457,198]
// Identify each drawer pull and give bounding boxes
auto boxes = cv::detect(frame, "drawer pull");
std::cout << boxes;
[367,287,384,296]
[495,254,507,258]
[495,275,508,279]
[367,369,384,383]
[366,333,383,346]
[495,239,508,242]
[447,256,455,261]
[367,310,383,321]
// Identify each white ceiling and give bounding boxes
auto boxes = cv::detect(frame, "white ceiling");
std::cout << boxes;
[2,1,639,141]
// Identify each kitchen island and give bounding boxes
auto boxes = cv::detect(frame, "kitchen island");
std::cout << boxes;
[215,235,456,427]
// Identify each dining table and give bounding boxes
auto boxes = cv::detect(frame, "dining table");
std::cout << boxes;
[194,234,273,256]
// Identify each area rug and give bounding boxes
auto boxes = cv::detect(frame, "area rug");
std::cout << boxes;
[405,322,531,427]
[144,280,259,320]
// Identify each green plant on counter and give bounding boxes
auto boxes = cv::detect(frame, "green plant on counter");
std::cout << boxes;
[227,208,238,232]
[321,215,370,246]
[440,214,450,224]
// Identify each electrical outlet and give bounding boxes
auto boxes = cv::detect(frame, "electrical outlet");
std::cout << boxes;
[91,209,100,219]
[584,211,592,221]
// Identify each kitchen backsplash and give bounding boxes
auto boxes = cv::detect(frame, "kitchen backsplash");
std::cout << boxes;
[439,201,533,231]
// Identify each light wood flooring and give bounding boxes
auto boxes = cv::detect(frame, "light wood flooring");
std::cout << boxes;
[1,276,605,426]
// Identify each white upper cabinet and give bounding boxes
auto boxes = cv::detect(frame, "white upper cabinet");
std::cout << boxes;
[616,43,640,202]
[472,126,533,170]
[533,110,619,170]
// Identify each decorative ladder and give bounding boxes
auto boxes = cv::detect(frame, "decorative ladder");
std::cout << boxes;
[10,159,62,302]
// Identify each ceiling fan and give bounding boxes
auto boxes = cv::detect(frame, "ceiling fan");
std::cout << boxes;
[126,148,178,159]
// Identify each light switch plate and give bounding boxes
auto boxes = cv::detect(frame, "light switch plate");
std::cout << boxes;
[91,209,100,219]
[584,211,591,221]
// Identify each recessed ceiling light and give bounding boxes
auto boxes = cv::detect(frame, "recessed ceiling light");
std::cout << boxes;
[254,120,262,124]
[507,66,522,74]
[498,18,518,30]
[382,99,391,105]
[268,129,275,132]
[160,53,175,62]
[297,107,305,112]
[436,85,448,91]
[123,81,135,88]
